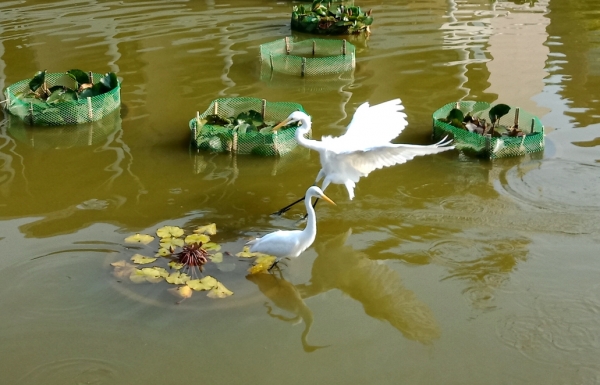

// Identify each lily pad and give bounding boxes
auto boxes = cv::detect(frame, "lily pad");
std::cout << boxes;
[131,254,158,265]
[207,282,234,298]
[194,223,217,235]
[166,271,191,285]
[184,233,210,245]
[157,226,184,239]
[187,276,218,291]
[159,237,185,249]
[124,233,155,245]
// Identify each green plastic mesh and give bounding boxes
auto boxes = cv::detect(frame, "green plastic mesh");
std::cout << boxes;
[3,72,121,126]
[189,97,309,156]
[432,101,545,159]
[260,37,355,76]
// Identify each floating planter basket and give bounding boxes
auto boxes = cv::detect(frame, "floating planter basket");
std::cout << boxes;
[432,101,545,159]
[260,37,355,77]
[3,71,121,126]
[189,97,309,156]
[291,1,373,35]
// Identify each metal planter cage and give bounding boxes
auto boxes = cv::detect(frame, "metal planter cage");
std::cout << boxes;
[3,72,121,126]
[432,101,545,159]
[260,37,355,77]
[189,97,309,157]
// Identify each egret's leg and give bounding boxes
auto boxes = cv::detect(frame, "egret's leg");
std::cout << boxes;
[272,196,306,216]
[268,258,281,272]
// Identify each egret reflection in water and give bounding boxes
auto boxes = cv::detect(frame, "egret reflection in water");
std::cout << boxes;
[297,228,440,344]
[246,271,328,353]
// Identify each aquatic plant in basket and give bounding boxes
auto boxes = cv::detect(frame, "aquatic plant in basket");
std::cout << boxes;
[190,97,308,156]
[201,109,298,136]
[432,101,545,159]
[4,69,121,125]
[16,69,118,104]
[438,103,526,137]
[291,0,373,35]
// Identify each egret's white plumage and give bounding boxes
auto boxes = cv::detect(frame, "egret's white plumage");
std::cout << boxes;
[247,186,335,268]
[273,99,454,212]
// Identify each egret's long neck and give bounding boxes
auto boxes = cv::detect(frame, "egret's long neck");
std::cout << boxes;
[302,196,318,243]
[296,120,323,152]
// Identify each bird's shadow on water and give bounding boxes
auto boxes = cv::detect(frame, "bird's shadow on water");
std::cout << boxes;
[245,271,329,353]
[247,228,441,351]
[302,228,440,343]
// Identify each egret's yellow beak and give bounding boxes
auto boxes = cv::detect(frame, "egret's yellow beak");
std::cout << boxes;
[272,118,292,131]
[320,194,336,206]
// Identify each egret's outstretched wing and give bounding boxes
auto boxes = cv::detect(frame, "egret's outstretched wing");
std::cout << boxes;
[341,137,454,177]
[341,99,408,147]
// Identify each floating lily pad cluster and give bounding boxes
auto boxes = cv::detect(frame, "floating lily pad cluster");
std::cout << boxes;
[112,224,234,302]
[199,110,298,135]
[17,69,119,105]
[292,0,373,35]
[438,103,525,137]
[236,246,277,274]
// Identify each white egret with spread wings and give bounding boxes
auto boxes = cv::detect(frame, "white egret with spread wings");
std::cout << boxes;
[272,99,454,215]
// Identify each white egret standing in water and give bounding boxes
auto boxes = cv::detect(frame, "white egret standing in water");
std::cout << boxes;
[247,186,335,270]
[272,99,454,215]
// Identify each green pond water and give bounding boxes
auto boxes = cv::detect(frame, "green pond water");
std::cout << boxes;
[1,0,600,384]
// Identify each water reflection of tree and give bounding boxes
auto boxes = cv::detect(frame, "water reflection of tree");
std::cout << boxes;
[298,229,440,344]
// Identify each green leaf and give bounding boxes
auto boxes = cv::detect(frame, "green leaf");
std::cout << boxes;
[209,252,223,263]
[66,69,90,85]
[160,237,185,249]
[46,89,77,104]
[185,233,209,244]
[206,114,231,126]
[157,226,184,238]
[169,261,184,270]
[204,242,221,251]
[29,70,46,92]
[99,72,118,91]
[124,233,155,245]
[78,83,103,99]
[489,104,511,123]
[207,281,233,298]
[446,108,464,123]
[187,276,218,291]
[156,247,172,257]
[166,271,191,285]
[194,223,217,235]
[131,254,157,264]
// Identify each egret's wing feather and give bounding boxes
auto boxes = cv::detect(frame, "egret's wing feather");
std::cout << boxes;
[248,230,304,258]
[342,138,454,176]
[340,99,408,147]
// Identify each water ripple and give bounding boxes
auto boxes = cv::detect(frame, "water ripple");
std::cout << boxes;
[19,358,121,385]
[496,159,600,213]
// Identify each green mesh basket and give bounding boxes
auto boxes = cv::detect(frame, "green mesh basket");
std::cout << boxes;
[291,1,373,35]
[432,101,545,159]
[3,72,121,126]
[260,37,355,76]
[189,97,309,156]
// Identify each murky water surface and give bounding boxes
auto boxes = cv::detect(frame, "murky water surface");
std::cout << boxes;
[1,0,600,384]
